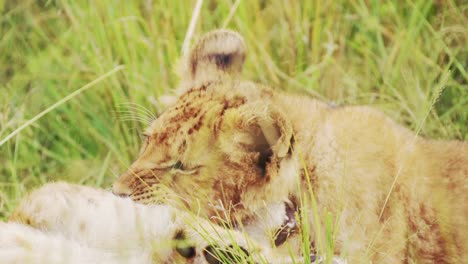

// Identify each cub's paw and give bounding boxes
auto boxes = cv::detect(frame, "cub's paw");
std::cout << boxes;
[310,255,347,264]
[171,226,268,264]
[202,244,251,264]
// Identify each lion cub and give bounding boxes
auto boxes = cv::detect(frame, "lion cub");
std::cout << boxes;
[3,183,276,264]
[111,30,467,263]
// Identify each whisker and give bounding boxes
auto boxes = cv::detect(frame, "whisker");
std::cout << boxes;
[118,115,154,125]
[115,110,155,121]
[116,111,154,121]
[117,103,157,121]
[122,102,157,118]
[114,103,158,126]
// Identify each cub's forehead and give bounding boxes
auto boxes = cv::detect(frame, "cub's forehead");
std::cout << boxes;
[144,85,250,144]
[145,88,223,138]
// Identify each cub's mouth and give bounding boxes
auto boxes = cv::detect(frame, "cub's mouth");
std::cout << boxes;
[274,200,299,246]
[274,200,299,247]
[202,198,299,247]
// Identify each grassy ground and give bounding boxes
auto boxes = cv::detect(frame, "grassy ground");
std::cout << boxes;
[0,0,466,247]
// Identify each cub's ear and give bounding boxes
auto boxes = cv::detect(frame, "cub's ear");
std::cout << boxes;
[219,102,294,170]
[181,30,246,84]
[239,103,294,177]
[252,104,294,159]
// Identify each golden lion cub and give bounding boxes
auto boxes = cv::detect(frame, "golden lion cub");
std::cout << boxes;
[112,30,468,263]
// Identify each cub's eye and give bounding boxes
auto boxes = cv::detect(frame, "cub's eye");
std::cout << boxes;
[172,161,184,170]
[169,162,200,175]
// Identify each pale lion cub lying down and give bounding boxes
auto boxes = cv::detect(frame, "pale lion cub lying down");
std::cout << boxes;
[2,183,279,264]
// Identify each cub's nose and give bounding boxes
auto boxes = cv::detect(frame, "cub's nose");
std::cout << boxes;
[112,182,132,198]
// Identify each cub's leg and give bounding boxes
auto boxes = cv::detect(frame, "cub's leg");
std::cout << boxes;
[0,222,145,264]
[9,182,284,263]
[10,183,178,262]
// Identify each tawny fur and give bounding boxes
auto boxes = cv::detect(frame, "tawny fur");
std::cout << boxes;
[112,30,468,263]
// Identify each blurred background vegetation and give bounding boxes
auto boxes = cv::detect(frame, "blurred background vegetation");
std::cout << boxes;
[0,0,466,219]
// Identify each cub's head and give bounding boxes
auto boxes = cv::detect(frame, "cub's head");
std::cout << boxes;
[113,30,297,225]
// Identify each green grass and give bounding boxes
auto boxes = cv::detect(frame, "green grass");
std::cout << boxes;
[0,0,467,261]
